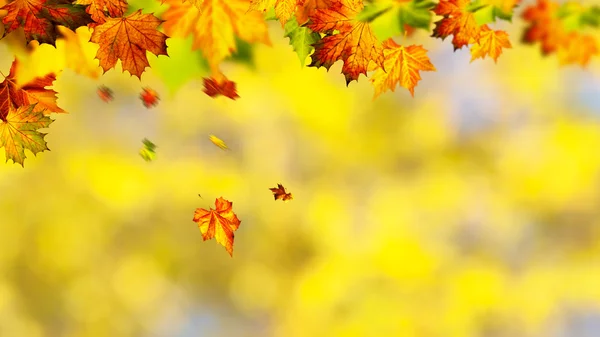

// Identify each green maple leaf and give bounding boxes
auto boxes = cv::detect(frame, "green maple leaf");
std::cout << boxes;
[358,0,436,41]
[466,0,517,26]
[557,3,600,32]
[0,103,53,167]
[139,138,156,162]
[284,17,321,67]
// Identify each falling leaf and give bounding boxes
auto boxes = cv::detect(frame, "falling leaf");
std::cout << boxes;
[202,77,239,100]
[192,197,241,257]
[0,0,93,46]
[209,134,228,150]
[139,138,156,161]
[469,26,511,62]
[97,85,113,102]
[0,103,53,167]
[90,9,169,79]
[140,87,159,108]
[269,183,293,202]
[198,194,203,198]
[0,58,64,120]
[370,39,435,98]
[432,0,482,50]
[73,0,128,25]
[162,0,270,68]
[307,0,385,85]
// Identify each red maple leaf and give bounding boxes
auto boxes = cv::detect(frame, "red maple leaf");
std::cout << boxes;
[139,87,159,108]
[0,0,93,46]
[202,77,240,100]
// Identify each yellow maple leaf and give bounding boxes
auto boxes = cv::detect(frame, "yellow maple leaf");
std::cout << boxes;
[275,0,298,25]
[469,26,511,63]
[370,39,436,98]
[163,0,271,68]
[556,33,599,67]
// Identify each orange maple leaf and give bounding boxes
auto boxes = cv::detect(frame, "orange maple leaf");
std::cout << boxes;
[370,39,435,98]
[97,85,113,102]
[73,0,128,25]
[193,197,242,257]
[469,26,511,63]
[296,0,332,25]
[0,59,64,121]
[89,9,168,79]
[140,87,159,108]
[162,0,270,68]
[0,0,93,46]
[203,77,240,100]
[269,183,293,202]
[307,0,385,85]
[521,0,564,55]
[556,32,599,67]
[432,0,481,50]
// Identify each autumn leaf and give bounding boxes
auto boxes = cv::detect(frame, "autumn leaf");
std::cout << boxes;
[140,87,159,108]
[432,0,482,50]
[202,77,240,100]
[0,0,93,46]
[296,0,332,25]
[469,26,511,62]
[284,16,320,66]
[358,0,436,41]
[139,138,156,161]
[0,58,64,121]
[370,39,435,98]
[270,183,293,202]
[89,9,169,79]
[209,134,228,150]
[556,32,598,67]
[97,85,113,102]
[162,0,270,68]
[193,197,242,257]
[57,26,102,79]
[307,0,385,85]
[466,0,520,25]
[521,0,564,55]
[0,103,53,167]
[73,0,128,25]
[249,0,298,26]
[160,0,204,10]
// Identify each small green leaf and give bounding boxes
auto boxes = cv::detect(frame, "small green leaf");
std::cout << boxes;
[140,138,157,162]
[284,16,321,67]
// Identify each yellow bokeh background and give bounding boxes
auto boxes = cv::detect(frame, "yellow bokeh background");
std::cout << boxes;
[1,5,600,336]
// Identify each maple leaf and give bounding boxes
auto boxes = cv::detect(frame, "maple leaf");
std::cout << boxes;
[0,0,93,46]
[469,26,511,63]
[250,0,299,26]
[432,0,481,50]
[270,183,293,202]
[296,0,332,24]
[521,0,563,55]
[57,26,102,78]
[209,134,229,150]
[284,16,320,66]
[160,0,204,9]
[193,197,241,257]
[370,39,435,98]
[140,87,159,108]
[97,85,113,102]
[466,0,521,25]
[358,0,436,41]
[0,103,53,167]
[307,0,385,85]
[0,59,64,121]
[73,0,128,25]
[89,9,169,79]
[556,32,599,67]
[162,0,270,68]
[139,138,156,161]
[202,77,240,100]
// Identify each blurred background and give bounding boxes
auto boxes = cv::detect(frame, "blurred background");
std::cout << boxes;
[1,0,600,336]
